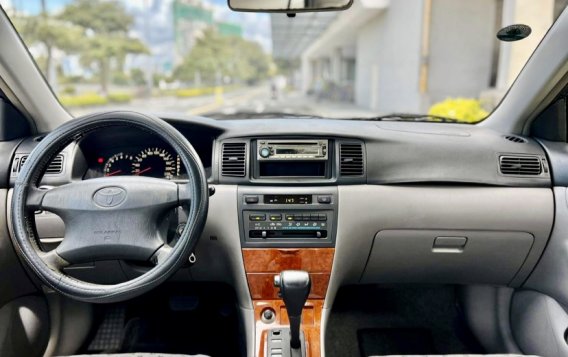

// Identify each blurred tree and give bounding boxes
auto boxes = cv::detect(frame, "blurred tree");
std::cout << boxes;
[13,13,83,87]
[174,29,272,85]
[59,0,149,94]
[130,68,147,86]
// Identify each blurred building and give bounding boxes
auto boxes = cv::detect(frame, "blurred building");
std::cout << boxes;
[173,0,243,65]
[272,0,566,114]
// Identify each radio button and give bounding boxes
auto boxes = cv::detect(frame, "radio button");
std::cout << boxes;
[259,147,271,158]
[245,196,259,204]
[317,195,332,204]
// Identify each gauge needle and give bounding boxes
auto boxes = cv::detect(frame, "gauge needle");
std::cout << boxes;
[106,170,122,176]
[137,167,152,175]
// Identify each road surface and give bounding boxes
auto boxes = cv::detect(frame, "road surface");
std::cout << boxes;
[69,85,376,119]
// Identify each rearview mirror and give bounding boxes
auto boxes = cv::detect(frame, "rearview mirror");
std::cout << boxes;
[228,0,353,13]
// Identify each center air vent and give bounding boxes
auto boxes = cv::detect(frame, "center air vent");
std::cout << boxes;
[499,155,542,176]
[504,135,527,143]
[339,143,364,176]
[221,142,246,177]
[17,154,64,175]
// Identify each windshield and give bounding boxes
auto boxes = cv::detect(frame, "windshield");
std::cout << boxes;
[1,0,567,122]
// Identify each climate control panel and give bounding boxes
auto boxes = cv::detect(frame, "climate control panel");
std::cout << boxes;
[238,187,337,248]
[246,211,330,239]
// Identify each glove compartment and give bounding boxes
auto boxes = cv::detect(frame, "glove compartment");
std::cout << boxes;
[360,230,534,285]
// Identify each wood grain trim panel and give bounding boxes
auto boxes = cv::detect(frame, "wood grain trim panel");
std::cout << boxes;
[244,248,333,357]
[242,248,334,273]
[247,273,330,300]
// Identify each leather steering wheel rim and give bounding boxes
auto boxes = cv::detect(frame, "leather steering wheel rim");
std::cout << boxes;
[11,111,209,303]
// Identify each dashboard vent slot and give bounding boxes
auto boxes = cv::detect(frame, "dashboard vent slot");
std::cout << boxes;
[221,142,246,177]
[18,155,28,171]
[504,135,527,143]
[339,143,364,176]
[499,155,541,176]
[18,154,64,175]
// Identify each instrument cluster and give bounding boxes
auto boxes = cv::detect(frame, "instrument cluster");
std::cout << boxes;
[86,146,184,180]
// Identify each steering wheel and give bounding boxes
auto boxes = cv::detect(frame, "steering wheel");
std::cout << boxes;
[11,111,209,303]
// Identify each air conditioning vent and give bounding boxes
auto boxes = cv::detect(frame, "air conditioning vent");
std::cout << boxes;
[18,155,27,171]
[221,142,246,177]
[18,154,64,175]
[339,143,364,176]
[499,155,542,176]
[45,155,64,174]
[504,135,527,143]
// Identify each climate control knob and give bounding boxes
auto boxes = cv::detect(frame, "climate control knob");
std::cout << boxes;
[259,147,271,158]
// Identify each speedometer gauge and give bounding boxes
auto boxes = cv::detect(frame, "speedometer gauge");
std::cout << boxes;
[132,147,177,179]
[104,153,133,176]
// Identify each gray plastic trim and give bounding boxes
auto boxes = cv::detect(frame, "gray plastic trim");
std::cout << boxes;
[511,290,568,357]
[481,6,568,134]
[0,8,69,132]
[326,185,554,308]
[189,185,252,309]
[459,286,523,354]
[525,187,568,307]
[535,139,568,187]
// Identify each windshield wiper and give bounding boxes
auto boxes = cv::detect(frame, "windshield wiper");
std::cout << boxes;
[351,113,463,123]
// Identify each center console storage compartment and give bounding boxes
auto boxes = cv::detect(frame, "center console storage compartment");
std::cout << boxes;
[360,229,534,285]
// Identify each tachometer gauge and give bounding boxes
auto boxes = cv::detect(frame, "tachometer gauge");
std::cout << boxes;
[104,153,133,176]
[132,147,177,179]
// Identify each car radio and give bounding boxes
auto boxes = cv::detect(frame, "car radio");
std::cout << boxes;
[257,139,328,161]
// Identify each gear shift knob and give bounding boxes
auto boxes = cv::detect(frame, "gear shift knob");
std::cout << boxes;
[274,270,311,349]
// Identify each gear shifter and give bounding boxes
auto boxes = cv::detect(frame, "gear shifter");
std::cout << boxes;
[274,270,311,350]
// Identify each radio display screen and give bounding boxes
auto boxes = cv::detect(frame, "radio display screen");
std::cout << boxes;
[264,194,312,204]
[276,148,319,155]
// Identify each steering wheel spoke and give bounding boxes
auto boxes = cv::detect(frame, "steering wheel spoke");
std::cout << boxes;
[150,245,174,266]
[177,182,192,204]
[37,249,70,273]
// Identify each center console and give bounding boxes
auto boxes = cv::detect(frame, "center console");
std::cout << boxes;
[230,138,345,357]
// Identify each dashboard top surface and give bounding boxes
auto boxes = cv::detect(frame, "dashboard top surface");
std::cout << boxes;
[8,115,552,187]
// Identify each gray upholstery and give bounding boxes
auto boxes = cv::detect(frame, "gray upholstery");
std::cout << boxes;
[0,296,49,357]
[69,352,208,357]
[376,355,539,357]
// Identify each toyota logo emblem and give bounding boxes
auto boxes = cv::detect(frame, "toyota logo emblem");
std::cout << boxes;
[93,186,127,208]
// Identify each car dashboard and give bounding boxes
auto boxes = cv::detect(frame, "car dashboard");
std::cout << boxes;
[6,115,558,357]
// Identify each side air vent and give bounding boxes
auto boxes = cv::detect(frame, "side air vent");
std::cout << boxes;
[499,155,542,176]
[17,154,64,175]
[221,142,246,177]
[339,143,364,176]
[504,135,527,143]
